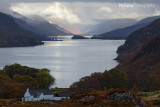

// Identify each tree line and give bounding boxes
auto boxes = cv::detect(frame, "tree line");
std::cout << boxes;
[70,69,128,90]
[0,63,55,98]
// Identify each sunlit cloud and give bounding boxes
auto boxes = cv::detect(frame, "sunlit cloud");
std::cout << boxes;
[11,2,81,24]
[10,1,160,26]
[0,0,159,34]
[3,0,158,34]
[99,7,112,13]
[42,3,81,24]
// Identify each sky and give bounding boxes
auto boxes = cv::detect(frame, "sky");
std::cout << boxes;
[0,0,160,31]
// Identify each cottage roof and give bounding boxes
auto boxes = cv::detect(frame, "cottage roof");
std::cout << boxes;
[55,92,73,97]
[29,89,53,97]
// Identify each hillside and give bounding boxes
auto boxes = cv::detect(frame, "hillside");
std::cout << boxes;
[117,18,160,55]
[13,17,71,36]
[0,12,43,47]
[116,18,160,89]
[70,18,160,91]
[85,18,137,35]
[92,16,160,40]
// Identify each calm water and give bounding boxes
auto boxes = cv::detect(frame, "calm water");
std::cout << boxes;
[0,38,124,88]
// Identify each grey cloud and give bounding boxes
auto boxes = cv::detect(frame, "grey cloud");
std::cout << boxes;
[0,0,12,13]
[0,0,160,27]
[1,0,160,3]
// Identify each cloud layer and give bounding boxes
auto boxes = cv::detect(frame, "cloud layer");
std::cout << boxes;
[0,0,160,26]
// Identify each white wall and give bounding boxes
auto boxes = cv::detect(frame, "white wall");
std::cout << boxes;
[45,95,54,100]
[24,96,34,101]
[38,93,46,101]
[54,97,69,100]
[24,90,30,97]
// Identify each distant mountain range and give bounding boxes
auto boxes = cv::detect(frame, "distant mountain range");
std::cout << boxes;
[12,16,71,36]
[0,12,44,47]
[92,16,160,40]
[116,18,160,89]
[0,11,73,47]
[84,18,137,35]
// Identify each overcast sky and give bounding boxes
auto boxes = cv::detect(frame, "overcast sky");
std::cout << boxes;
[0,0,160,26]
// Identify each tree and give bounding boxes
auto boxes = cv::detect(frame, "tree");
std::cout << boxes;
[13,74,38,89]
[0,70,5,75]
[40,68,50,73]
[0,75,25,98]
[3,63,22,78]
[109,69,128,88]
[131,85,139,94]
[3,63,39,78]
[36,72,55,89]
[0,64,55,98]
[70,69,129,89]
[13,74,24,82]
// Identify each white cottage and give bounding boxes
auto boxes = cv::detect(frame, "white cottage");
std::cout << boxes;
[22,88,54,101]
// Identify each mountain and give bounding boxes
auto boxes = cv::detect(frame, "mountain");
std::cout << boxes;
[0,12,43,47]
[84,18,137,35]
[116,18,160,90]
[92,16,160,40]
[69,18,160,90]
[13,17,71,36]
[117,17,160,54]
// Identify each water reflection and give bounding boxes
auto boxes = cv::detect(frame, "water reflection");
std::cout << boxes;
[0,39,124,88]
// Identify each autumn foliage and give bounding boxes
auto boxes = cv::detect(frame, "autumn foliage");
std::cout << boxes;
[0,63,55,99]
[70,69,128,90]
[116,18,160,90]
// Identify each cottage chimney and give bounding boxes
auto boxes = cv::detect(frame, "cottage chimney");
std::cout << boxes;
[49,87,52,90]
[27,88,29,92]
